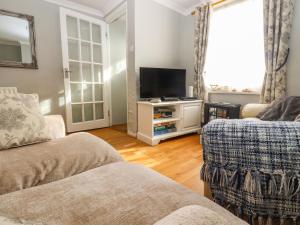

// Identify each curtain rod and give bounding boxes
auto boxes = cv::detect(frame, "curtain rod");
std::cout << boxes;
[191,0,226,15]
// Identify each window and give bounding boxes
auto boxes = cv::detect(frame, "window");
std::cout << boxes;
[204,0,265,92]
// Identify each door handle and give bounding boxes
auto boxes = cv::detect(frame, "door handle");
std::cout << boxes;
[64,68,72,79]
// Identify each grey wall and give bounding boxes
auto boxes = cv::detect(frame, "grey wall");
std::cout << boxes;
[109,17,127,125]
[126,0,137,135]
[135,0,181,73]
[179,15,195,93]
[0,0,102,117]
[0,0,65,115]
[127,0,184,135]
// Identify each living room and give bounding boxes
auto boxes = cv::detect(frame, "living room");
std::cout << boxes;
[0,0,299,224]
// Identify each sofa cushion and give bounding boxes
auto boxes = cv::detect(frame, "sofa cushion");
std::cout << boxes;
[0,93,50,150]
[0,132,123,195]
[0,162,247,225]
[0,215,45,225]
[154,205,229,225]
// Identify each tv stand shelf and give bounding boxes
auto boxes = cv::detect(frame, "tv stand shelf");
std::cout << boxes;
[137,100,203,146]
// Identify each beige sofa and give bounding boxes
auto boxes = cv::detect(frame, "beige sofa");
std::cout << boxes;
[0,115,247,225]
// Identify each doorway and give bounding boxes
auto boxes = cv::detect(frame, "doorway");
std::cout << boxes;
[108,6,127,128]
[60,8,110,133]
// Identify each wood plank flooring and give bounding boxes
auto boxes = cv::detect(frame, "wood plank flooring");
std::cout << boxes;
[88,125,206,195]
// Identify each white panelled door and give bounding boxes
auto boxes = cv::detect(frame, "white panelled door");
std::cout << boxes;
[60,8,110,132]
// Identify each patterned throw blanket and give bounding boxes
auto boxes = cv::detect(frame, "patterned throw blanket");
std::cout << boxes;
[201,119,300,225]
[257,96,300,121]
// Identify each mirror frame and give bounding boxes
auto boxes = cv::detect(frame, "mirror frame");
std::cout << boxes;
[0,9,38,69]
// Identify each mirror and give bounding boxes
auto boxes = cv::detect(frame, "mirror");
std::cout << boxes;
[0,9,38,69]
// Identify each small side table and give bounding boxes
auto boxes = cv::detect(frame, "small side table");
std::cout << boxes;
[203,102,241,126]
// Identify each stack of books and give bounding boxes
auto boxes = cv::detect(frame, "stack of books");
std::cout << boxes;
[154,108,175,119]
[154,122,176,136]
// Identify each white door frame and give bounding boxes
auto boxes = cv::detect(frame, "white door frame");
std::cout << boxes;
[60,7,111,132]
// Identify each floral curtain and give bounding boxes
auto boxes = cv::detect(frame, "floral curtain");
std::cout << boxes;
[194,4,210,100]
[260,0,295,103]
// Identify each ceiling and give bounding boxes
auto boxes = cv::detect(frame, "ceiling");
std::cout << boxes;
[44,0,207,17]
[153,0,207,15]
[67,0,124,16]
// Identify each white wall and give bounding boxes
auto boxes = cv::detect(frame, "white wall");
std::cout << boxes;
[287,0,300,96]
[110,17,127,125]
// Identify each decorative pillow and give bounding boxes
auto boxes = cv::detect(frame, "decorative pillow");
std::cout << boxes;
[0,215,45,225]
[0,92,51,150]
[295,114,300,122]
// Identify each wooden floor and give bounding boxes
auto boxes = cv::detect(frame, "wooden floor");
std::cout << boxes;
[89,124,206,195]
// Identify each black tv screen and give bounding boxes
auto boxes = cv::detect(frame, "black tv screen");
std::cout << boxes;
[140,67,186,98]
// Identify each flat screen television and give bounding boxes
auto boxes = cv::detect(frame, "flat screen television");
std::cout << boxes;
[140,67,186,99]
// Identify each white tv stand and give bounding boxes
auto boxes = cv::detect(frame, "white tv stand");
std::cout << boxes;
[137,100,203,146]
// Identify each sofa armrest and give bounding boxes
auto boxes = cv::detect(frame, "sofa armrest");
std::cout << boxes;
[241,103,270,118]
[44,115,66,139]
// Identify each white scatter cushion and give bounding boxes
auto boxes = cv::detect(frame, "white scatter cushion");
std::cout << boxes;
[0,215,45,225]
[0,93,51,150]
[295,114,300,122]
[154,205,231,225]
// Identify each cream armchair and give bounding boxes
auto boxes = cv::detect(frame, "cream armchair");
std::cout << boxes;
[240,103,270,119]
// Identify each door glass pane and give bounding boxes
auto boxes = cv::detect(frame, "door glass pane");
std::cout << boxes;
[67,16,78,38]
[69,62,81,82]
[95,84,103,101]
[94,65,102,83]
[68,39,79,60]
[84,104,94,121]
[95,103,104,119]
[92,24,101,43]
[72,104,82,123]
[80,20,90,41]
[81,42,91,62]
[83,84,93,102]
[71,83,82,103]
[93,45,102,63]
[82,63,92,82]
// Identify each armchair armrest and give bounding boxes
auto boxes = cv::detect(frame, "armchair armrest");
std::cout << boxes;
[241,103,270,118]
[202,119,300,172]
[201,119,300,220]
[44,115,66,139]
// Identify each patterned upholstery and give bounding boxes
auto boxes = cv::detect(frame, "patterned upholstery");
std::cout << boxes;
[201,119,300,224]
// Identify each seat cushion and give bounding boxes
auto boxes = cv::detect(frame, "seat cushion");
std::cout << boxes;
[0,132,123,195]
[154,205,229,225]
[0,215,45,225]
[0,162,247,225]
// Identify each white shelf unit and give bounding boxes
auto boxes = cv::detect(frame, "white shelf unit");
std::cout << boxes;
[137,100,203,146]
